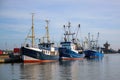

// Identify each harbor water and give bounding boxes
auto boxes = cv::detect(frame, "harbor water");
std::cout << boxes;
[0,54,120,80]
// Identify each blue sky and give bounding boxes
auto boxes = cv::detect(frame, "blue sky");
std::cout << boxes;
[0,0,120,50]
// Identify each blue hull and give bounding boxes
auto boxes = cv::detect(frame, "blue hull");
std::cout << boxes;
[21,47,59,60]
[59,48,84,60]
[84,50,104,58]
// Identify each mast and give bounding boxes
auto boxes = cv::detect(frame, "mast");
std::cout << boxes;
[24,13,35,47]
[67,22,71,41]
[63,22,76,42]
[29,13,35,47]
[96,32,99,47]
[88,33,91,49]
[75,24,80,38]
[32,13,35,47]
[63,25,67,42]
[45,20,50,43]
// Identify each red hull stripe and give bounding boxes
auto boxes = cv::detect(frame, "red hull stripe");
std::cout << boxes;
[62,57,84,60]
[24,60,57,63]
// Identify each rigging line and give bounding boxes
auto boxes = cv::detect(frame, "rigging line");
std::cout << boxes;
[24,27,32,45]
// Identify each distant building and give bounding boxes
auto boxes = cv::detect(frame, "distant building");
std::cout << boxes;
[103,41,110,53]
[118,49,120,53]
[103,41,117,53]
[0,50,3,54]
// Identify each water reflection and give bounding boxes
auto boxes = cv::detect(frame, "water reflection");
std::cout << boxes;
[59,60,85,80]
[1,54,120,80]
[19,59,104,80]
[0,63,21,80]
[59,61,74,80]
[20,62,59,80]
[85,57,103,62]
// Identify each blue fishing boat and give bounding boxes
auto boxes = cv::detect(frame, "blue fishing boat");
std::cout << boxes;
[83,33,104,58]
[84,50,103,58]
[21,14,59,63]
[59,22,84,60]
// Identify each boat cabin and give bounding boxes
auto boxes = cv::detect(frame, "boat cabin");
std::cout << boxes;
[38,43,54,50]
[60,42,76,50]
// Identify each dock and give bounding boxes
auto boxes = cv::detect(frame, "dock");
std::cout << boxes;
[0,54,22,63]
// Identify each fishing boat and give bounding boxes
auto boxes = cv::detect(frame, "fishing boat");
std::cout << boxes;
[59,22,85,60]
[21,14,59,63]
[83,33,104,58]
